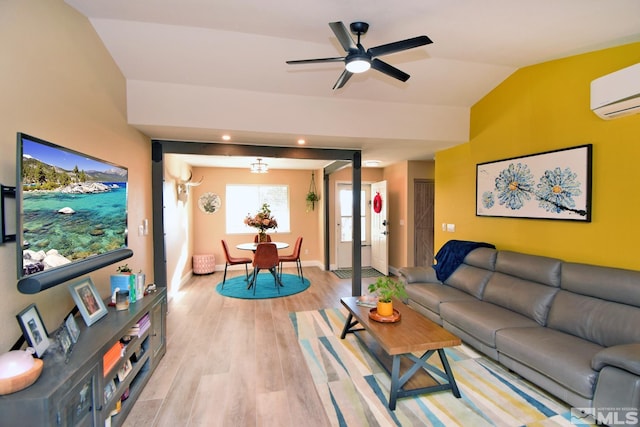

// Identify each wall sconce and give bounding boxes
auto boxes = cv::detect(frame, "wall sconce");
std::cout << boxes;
[250,158,269,174]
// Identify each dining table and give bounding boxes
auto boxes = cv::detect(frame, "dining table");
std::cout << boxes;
[236,241,289,251]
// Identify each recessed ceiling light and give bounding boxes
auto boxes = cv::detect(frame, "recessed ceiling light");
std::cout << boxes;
[297,139,306,145]
[222,134,231,141]
[364,160,381,167]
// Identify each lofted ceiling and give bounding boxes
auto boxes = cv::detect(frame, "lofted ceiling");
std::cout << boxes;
[65,0,640,169]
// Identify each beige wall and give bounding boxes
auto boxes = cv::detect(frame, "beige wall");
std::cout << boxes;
[185,167,324,281]
[0,0,152,351]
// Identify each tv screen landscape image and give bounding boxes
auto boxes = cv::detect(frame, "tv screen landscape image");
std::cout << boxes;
[17,133,129,283]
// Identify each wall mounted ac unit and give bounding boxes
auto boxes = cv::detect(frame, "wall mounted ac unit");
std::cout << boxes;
[590,63,640,120]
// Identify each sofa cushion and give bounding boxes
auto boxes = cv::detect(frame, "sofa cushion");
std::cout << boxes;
[443,263,494,299]
[440,300,539,348]
[405,282,476,315]
[547,290,640,347]
[482,271,559,325]
[561,262,640,308]
[495,251,562,287]
[399,266,439,284]
[496,327,602,399]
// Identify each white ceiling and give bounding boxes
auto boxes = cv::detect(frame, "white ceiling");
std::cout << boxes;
[65,0,640,169]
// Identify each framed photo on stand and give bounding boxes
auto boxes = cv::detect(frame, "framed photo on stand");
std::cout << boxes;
[68,277,108,327]
[117,359,133,382]
[65,313,81,343]
[57,326,73,361]
[16,304,50,357]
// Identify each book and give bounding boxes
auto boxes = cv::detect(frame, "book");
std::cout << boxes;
[103,342,124,376]
[356,295,378,308]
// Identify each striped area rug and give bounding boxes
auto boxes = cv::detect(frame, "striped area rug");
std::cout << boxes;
[290,308,591,427]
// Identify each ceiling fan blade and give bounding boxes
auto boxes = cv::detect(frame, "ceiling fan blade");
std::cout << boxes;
[329,21,357,52]
[286,57,345,65]
[332,69,353,90]
[368,35,432,58]
[371,58,410,82]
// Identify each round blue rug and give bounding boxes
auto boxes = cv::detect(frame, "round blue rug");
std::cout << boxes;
[216,273,310,299]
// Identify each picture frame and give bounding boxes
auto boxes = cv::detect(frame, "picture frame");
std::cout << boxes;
[65,313,81,343]
[68,277,108,327]
[16,304,50,357]
[476,144,592,221]
[103,379,117,404]
[117,359,133,382]
[57,326,73,359]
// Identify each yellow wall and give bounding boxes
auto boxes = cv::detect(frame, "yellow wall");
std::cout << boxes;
[0,0,152,351]
[435,42,640,269]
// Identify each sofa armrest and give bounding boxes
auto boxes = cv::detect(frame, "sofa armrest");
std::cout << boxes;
[592,343,640,376]
[398,266,440,284]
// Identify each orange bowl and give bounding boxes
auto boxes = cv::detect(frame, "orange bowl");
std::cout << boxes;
[0,358,43,395]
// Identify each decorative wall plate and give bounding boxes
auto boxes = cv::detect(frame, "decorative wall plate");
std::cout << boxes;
[198,192,221,214]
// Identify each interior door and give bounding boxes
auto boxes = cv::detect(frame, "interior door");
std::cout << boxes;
[414,179,435,267]
[370,180,388,275]
[336,183,371,269]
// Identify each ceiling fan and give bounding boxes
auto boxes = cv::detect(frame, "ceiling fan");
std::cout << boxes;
[286,21,433,90]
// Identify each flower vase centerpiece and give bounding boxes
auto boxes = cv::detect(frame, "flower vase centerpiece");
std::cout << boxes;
[367,276,408,318]
[244,203,278,242]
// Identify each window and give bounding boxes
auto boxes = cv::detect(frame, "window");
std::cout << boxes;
[226,184,290,234]
[339,189,367,242]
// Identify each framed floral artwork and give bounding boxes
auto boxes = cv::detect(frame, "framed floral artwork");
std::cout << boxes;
[476,144,592,221]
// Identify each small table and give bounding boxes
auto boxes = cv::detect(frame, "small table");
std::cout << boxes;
[340,296,462,410]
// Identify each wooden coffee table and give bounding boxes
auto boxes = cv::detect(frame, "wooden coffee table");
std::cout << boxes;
[340,296,462,410]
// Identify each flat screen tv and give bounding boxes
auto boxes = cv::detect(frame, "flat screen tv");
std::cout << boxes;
[16,133,132,294]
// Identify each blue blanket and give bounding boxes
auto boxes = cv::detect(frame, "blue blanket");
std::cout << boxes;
[433,240,495,282]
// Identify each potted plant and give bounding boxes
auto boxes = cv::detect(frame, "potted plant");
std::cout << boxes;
[306,191,320,211]
[367,276,408,317]
[116,264,132,274]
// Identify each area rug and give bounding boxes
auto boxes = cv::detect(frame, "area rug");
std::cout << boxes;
[216,273,309,299]
[290,308,585,427]
[333,268,384,279]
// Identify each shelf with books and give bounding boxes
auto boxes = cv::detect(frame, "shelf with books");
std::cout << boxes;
[0,287,167,427]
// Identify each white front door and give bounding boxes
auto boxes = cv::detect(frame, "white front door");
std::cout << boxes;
[370,180,388,275]
[336,183,371,269]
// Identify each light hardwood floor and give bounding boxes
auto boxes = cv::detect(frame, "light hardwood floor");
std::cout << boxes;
[123,266,381,427]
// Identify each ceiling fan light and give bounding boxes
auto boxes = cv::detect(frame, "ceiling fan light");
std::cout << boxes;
[345,58,371,73]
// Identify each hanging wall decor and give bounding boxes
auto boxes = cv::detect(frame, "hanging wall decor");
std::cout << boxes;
[476,144,592,221]
[198,193,221,214]
[306,172,319,211]
[373,192,383,213]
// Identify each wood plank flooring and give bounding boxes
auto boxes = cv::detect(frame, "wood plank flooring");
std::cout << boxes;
[124,267,380,427]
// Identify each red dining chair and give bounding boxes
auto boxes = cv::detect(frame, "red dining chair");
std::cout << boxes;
[253,234,272,243]
[221,240,251,288]
[250,243,281,295]
[279,237,304,282]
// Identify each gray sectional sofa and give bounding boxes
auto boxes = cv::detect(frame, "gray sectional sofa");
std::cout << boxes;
[399,247,640,415]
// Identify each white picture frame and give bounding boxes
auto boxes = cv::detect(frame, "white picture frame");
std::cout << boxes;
[68,277,108,327]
